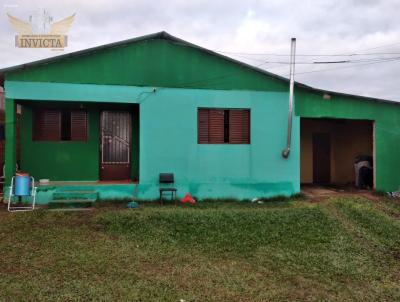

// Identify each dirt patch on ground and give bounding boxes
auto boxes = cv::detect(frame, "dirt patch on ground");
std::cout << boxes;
[302,185,379,203]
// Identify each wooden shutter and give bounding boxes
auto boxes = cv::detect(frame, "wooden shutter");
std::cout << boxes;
[70,110,87,141]
[229,109,250,144]
[33,109,61,141]
[198,109,209,143]
[209,109,225,144]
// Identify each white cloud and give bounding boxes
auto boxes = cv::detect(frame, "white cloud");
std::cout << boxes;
[0,0,399,101]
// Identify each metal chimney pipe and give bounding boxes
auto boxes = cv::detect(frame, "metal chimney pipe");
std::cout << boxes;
[282,38,296,158]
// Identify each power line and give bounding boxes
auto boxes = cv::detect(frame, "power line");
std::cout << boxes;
[218,50,400,57]
[313,60,350,64]
[346,41,400,53]
[167,39,399,87]
[292,56,400,76]
[169,56,400,89]
[215,39,400,57]
[224,52,400,65]
[220,46,400,65]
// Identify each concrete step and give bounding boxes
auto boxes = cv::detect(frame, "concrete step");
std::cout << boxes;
[49,198,96,209]
[52,190,98,201]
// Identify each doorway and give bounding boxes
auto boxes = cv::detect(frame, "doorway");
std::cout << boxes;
[312,133,331,184]
[100,111,131,180]
[300,118,374,187]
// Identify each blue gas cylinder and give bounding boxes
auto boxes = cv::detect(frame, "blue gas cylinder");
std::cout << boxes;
[15,174,30,196]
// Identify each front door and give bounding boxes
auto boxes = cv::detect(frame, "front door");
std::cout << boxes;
[100,111,131,180]
[313,133,331,184]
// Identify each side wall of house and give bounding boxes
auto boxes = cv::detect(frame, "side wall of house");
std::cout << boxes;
[138,88,300,199]
[8,83,299,200]
[296,89,400,192]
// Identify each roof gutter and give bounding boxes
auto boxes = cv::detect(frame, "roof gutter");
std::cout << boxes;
[282,38,296,159]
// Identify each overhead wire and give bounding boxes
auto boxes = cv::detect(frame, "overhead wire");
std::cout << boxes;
[170,55,400,88]
[214,40,400,58]
[292,56,400,76]
[216,50,400,57]
[167,39,400,87]
[225,52,400,65]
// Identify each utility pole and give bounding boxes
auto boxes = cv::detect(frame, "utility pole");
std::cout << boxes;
[282,37,296,158]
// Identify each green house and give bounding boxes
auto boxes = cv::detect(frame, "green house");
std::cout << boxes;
[1,32,399,204]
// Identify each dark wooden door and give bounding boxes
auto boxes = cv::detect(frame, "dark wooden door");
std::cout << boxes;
[313,133,331,184]
[100,111,131,181]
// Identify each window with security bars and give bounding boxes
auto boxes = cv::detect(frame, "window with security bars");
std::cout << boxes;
[33,109,87,141]
[198,108,250,144]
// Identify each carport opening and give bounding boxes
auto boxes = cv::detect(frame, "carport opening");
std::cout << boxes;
[300,118,374,189]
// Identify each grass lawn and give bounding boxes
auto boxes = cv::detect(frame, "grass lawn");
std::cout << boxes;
[0,197,400,301]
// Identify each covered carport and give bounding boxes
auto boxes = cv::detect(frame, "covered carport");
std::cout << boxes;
[295,86,400,193]
[300,117,374,188]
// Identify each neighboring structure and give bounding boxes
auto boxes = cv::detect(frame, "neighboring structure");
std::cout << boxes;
[0,32,399,203]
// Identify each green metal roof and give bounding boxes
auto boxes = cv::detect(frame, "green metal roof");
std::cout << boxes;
[0,31,397,105]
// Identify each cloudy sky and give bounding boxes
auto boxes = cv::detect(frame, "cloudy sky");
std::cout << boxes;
[1,0,399,101]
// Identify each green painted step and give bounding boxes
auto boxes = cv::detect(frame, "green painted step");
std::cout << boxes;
[49,199,96,209]
[52,190,98,201]
[50,190,98,209]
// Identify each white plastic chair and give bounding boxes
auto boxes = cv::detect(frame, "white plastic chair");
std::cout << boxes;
[8,176,37,212]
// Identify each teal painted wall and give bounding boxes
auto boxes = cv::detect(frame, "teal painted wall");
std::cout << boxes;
[10,83,299,200]
[296,88,400,192]
[5,81,156,103]
[137,88,299,199]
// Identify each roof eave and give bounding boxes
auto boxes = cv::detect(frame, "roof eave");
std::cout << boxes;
[0,31,169,76]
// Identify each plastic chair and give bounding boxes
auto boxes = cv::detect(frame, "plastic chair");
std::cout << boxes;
[8,175,37,212]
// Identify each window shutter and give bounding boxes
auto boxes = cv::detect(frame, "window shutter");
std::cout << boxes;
[198,109,209,143]
[209,109,225,144]
[33,109,61,141]
[70,110,88,141]
[229,109,250,144]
